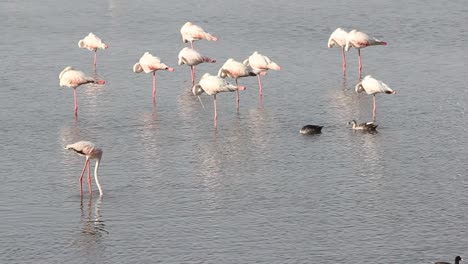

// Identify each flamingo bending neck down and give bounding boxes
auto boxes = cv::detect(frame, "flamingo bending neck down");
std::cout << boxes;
[133,52,175,103]
[355,75,396,121]
[243,51,281,97]
[78,33,108,70]
[59,66,105,117]
[178,47,216,87]
[180,22,218,49]
[65,141,103,196]
[345,29,387,78]
[193,73,246,127]
[328,28,349,75]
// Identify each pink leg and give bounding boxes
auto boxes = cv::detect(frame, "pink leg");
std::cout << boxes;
[341,46,347,75]
[235,79,240,112]
[191,65,195,86]
[73,89,78,117]
[358,49,362,79]
[94,51,97,66]
[257,75,263,96]
[87,159,92,195]
[79,159,90,196]
[152,71,157,103]
[372,95,377,122]
[190,41,194,49]
[213,94,218,127]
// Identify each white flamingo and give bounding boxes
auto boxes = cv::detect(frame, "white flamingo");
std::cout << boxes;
[78,33,108,69]
[218,58,256,111]
[178,47,216,86]
[328,28,349,75]
[59,66,105,117]
[180,22,218,48]
[65,141,103,196]
[193,73,246,127]
[243,51,281,96]
[355,75,396,121]
[345,30,387,78]
[133,52,175,103]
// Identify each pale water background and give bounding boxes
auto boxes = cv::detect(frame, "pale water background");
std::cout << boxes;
[1,0,468,263]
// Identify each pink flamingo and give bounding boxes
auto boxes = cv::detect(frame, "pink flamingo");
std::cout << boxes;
[78,33,108,69]
[243,51,281,96]
[218,58,256,111]
[178,47,216,86]
[59,66,105,117]
[180,22,218,49]
[133,52,175,103]
[355,75,396,121]
[65,141,103,196]
[328,28,349,75]
[345,29,387,78]
[193,73,246,127]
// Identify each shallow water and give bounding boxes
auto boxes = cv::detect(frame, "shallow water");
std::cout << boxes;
[1,0,468,263]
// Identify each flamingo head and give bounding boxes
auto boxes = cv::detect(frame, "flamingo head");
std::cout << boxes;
[192,84,204,95]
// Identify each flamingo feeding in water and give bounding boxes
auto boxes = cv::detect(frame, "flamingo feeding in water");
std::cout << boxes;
[180,22,218,49]
[193,73,246,127]
[243,51,281,97]
[133,52,175,103]
[218,58,256,111]
[65,141,103,196]
[345,29,387,78]
[328,28,349,75]
[355,75,396,121]
[178,47,216,86]
[78,33,108,69]
[59,66,105,117]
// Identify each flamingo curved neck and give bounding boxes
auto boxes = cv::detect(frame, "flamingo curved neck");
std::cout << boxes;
[94,158,103,196]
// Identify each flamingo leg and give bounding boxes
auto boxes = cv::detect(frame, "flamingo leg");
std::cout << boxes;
[372,95,377,122]
[235,79,240,112]
[213,94,218,127]
[79,159,90,196]
[94,51,97,66]
[191,65,195,86]
[257,75,263,97]
[190,41,194,49]
[341,46,347,75]
[358,49,362,79]
[152,71,157,103]
[73,88,78,117]
[87,159,92,195]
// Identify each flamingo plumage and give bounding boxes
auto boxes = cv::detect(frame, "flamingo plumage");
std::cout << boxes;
[78,33,108,69]
[328,28,349,75]
[218,58,256,111]
[355,75,396,121]
[345,30,387,78]
[180,22,218,49]
[177,47,216,86]
[243,51,281,96]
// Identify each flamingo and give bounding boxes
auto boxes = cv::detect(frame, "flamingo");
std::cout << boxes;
[133,52,175,103]
[192,73,246,126]
[59,66,105,117]
[327,28,349,75]
[242,51,281,97]
[180,22,218,49]
[218,58,256,111]
[78,33,108,69]
[65,141,103,196]
[177,47,216,86]
[355,75,396,121]
[345,29,387,78]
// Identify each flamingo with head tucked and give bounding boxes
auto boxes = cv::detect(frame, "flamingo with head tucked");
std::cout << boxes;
[178,47,216,87]
[328,28,349,75]
[59,66,105,117]
[193,73,246,127]
[78,33,108,69]
[180,22,218,49]
[133,52,175,103]
[355,75,396,121]
[65,141,103,196]
[218,58,256,111]
[243,51,281,96]
[345,30,387,78]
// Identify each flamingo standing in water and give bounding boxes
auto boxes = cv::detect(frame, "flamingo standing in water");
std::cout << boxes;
[345,29,387,78]
[193,73,246,126]
[78,33,108,69]
[243,51,281,96]
[218,58,256,111]
[180,22,218,49]
[355,75,396,121]
[328,28,349,75]
[133,52,175,103]
[59,66,105,117]
[65,141,103,196]
[178,47,216,86]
